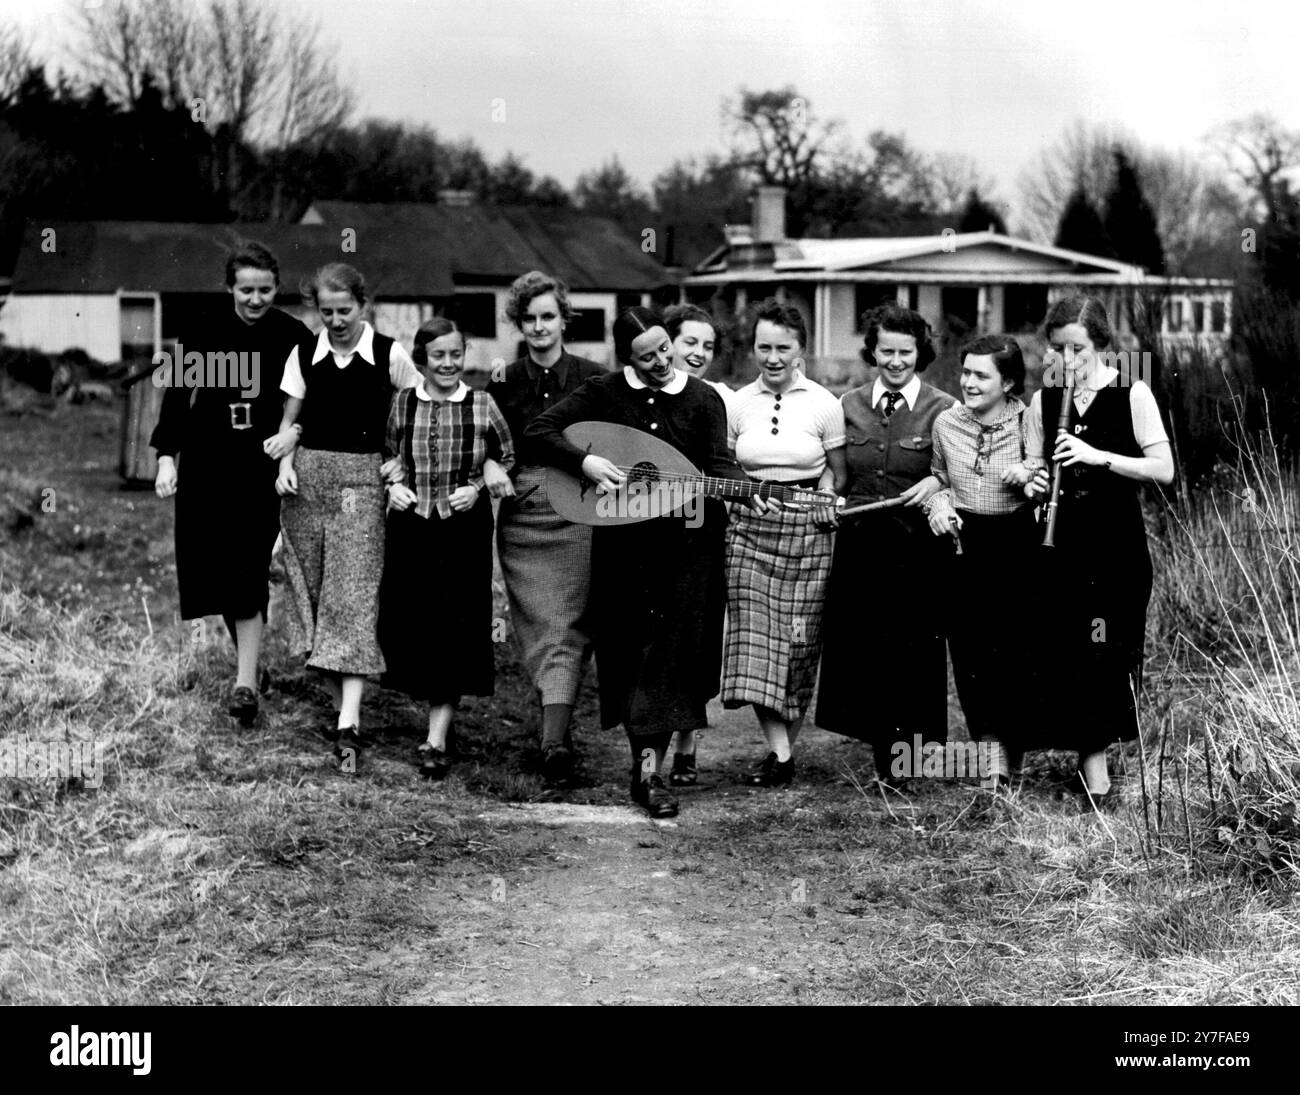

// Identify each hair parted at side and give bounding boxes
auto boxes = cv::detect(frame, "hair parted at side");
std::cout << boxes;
[506,270,576,326]
[411,317,468,367]
[302,262,367,308]
[749,297,808,349]
[613,306,664,364]
[225,240,279,287]
[1042,294,1113,349]
[860,303,936,370]
[959,333,1026,397]
[664,303,725,357]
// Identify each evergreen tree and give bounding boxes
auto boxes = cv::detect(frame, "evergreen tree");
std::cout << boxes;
[957,188,1007,234]
[1054,188,1115,257]
[1103,149,1165,274]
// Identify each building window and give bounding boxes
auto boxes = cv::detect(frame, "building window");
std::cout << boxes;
[1003,285,1048,332]
[855,284,900,331]
[448,293,496,339]
[616,292,644,314]
[567,308,607,343]
[1211,300,1226,333]
[1168,300,1184,330]
[1193,301,1205,332]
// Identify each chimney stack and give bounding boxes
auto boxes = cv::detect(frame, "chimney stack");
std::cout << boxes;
[753,185,787,243]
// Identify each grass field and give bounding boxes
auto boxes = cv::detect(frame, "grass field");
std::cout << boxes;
[2,395,1298,1005]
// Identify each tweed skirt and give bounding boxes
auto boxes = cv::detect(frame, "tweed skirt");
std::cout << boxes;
[495,465,593,706]
[279,447,386,676]
[722,504,834,722]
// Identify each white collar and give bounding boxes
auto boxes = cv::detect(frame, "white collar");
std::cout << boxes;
[415,378,470,403]
[311,321,376,365]
[872,374,921,410]
[758,369,810,396]
[623,365,688,395]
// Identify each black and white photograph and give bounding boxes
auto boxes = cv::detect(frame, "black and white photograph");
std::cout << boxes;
[0,0,1297,1037]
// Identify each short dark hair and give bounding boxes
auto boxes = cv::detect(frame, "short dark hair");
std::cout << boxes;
[506,270,576,327]
[860,304,936,370]
[958,333,1026,397]
[749,298,807,348]
[412,317,467,367]
[663,303,724,358]
[613,306,665,365]
[225,240,279,287]
[1043,294,1113,349]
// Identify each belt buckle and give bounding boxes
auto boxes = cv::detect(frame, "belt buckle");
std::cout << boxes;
[229,402,252,430]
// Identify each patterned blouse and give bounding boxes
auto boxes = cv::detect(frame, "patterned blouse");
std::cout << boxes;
[385,380,515,520]
[929,397,1035,517]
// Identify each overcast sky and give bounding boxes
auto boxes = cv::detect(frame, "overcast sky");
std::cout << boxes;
[15,0,1300,222]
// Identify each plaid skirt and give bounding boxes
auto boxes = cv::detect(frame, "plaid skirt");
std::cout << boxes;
[495,465,593,706]
[279,447,386,676]
[722,505,834,722]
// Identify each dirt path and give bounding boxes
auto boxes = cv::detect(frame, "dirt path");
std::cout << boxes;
[383,703,888,1005]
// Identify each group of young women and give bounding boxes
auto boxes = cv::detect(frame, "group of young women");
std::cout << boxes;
[153,241,1173,818]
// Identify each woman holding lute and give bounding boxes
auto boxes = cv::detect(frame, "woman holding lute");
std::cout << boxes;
[525,306,768,819]
[721,299,846,787]
[660,303,731,785]
[1023,295,1173,807]
[815,303,958,787]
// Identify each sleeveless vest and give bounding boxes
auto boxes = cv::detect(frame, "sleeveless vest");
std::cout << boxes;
[296,332,395,454]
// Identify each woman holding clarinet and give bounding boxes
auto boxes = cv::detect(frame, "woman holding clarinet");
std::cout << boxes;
[1024,295,1173,807]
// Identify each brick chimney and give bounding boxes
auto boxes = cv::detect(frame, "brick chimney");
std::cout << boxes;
[753,185,787,243]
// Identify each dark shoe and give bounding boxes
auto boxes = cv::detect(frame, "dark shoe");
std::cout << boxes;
[334,727,363,772]
[630,771,679,819]
[319,724,342,746]
[668,752,697,786]
[744,752,794,788]
[417,743,452,781]
[228,686,258,725]
[541,742,574,784]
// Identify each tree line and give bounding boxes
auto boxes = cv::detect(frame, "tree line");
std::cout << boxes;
[0,1,1296,299]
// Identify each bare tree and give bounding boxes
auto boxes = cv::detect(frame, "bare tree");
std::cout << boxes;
[1208,112,1300,219]
[927,152,996,217]
[0,21,34,105]
[70,0,150,105]
[268,9,355,149]
[1016,119,1130,241]
[68,0,353,149]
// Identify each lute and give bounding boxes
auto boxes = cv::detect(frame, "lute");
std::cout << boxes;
[546,421,835,527]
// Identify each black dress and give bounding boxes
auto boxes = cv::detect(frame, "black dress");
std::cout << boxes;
[815,380,956,765]
[524,371,747,739]
[150,307,309,621]
[1038,383,1152,752]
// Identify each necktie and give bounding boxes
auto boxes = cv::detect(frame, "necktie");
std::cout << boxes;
[881,391,902,419]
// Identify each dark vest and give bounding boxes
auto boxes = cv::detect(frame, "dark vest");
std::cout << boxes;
[1040,382,1144,501]
[842,380,954,500]
[296,333,395,454]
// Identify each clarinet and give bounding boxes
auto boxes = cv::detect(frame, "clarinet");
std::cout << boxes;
[1041,349,1075,548]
